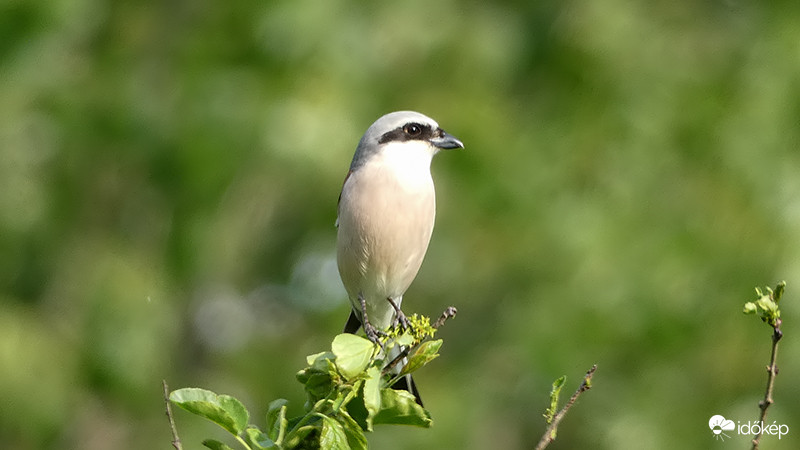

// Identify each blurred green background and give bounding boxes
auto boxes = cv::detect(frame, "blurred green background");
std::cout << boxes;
[2,0,799,448]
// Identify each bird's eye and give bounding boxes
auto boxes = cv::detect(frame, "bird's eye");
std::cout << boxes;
[404,123,422,137]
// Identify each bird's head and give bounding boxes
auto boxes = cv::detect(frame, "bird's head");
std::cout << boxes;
[349,111,463,172]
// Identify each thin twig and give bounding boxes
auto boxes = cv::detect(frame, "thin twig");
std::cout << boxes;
[751,320,782,450]
[163,380,183,450]
[534,365,597,450]
[432,306,458,329]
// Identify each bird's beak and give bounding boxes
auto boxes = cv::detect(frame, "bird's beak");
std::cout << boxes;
[430,130,464,150]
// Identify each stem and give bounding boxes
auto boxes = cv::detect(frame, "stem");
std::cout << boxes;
[163,380,183,450]
[234,434,252,450]
[284,386,344,443]
[288,402,325,434]
[383,344,414,377]
[751,319,782,450]
[332,383,360,414]
[534,365,597,450]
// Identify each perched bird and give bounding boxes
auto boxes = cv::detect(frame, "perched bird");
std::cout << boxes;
[336,111,463,405]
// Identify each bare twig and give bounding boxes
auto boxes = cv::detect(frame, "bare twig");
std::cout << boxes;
[432,306,458,329]
[163,380,183,450]
[534,365,597,450]
[751,319,783,450]
[383,348,407,375]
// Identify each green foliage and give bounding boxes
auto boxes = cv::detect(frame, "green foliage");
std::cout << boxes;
[169,388,250,435]
[743,281,785,327]
[171,324,440,449]
[544,376,566,426]
[330,334,375,380]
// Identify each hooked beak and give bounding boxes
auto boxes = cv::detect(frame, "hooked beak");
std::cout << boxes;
[430,130,464,150]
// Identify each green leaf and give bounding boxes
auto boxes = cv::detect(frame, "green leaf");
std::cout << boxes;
[283,423,319,449]
[266,398,288,443]
[362,366,381,422]
[298,352,338,404]
[400,339,442,376]
[245,426,275,449]
[319,415,350,450]
[300,353,337,380]
[202,439,236,450]
[337,409,369,450]
[307,351,336,367]
[744,282,786,327]
[395,330,415,347]
[170,388,249,435]
[301,371,335,404]
[343,386,369,432]
[545,375,566,424]
[774,281,786,302]
[346,365,381,432]
[332,334,376,380]
[372,388,432,427]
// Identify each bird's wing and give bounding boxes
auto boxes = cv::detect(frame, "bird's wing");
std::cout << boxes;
[335,170,353,228]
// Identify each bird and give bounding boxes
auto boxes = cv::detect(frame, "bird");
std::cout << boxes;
[335,111,463,405]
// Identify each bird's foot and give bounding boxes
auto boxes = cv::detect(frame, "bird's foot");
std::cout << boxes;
[387,297,412,331]
[359,293,387,344]
[363,321,387,344]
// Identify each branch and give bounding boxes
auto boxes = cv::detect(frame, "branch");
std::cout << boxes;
[432,306,458,329]
[534,365,597,450]
[751,319,783,450]
[163,380,183,450]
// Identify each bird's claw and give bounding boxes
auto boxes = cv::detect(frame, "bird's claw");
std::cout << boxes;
[363,321,387,344]
[387,297,412,331]
[358,293,387,344]
[393,309,412,331]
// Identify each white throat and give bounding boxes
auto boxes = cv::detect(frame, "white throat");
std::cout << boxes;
[371,141,436,188]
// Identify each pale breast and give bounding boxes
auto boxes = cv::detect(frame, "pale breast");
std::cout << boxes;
[336,152,437,307]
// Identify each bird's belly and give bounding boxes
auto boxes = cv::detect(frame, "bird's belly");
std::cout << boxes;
[336,176,435,328]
